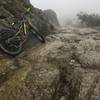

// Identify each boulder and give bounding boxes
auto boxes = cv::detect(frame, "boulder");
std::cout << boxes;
[0,0,55,35]
[75,39,100,69]
[44,9,60,28]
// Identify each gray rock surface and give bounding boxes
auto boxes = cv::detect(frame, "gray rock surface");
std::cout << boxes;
[0,26,100,100]
[44,9,60,28]
[0,0,100,100]
[0,0,55,35]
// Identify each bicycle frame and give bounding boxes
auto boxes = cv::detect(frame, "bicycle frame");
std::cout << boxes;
[9,8,45,46]
[13,19,29,46]
[0,8,45,56]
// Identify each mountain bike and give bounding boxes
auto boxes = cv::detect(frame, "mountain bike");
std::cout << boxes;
[0,8,45,56]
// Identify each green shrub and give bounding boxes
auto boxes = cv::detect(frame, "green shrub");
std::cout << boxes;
[77,12,100,27]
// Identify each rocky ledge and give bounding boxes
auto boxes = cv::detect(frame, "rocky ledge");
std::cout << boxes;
[0,27,100,100]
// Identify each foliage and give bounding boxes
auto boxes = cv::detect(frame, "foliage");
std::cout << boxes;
[77,12,100,27]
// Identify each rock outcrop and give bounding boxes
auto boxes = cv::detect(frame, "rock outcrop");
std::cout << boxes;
[0,0,100,100]
[44,9,60,28]
[0,0,55,35]
[0,26,100,100]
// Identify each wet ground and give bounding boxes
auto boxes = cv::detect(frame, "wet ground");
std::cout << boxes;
[0,26,100,100]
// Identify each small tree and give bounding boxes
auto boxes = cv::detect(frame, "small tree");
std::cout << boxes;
[77,12,100,27]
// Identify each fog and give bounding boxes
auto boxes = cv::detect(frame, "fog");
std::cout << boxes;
[30,0,100,24]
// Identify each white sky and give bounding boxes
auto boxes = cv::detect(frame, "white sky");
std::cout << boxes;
[30,0,100,20]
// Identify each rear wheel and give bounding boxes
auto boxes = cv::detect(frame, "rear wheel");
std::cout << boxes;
[0,38,22,56]
[0,29,22,56]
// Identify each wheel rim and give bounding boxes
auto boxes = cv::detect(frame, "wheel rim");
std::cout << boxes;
[0,39,22,55]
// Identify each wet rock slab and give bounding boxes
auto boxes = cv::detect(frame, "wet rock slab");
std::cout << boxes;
[0,27,100,100]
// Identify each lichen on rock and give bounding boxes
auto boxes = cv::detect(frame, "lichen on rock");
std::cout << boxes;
[0,1,100,100]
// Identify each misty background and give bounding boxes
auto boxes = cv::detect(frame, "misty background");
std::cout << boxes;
[30,0,100,25]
